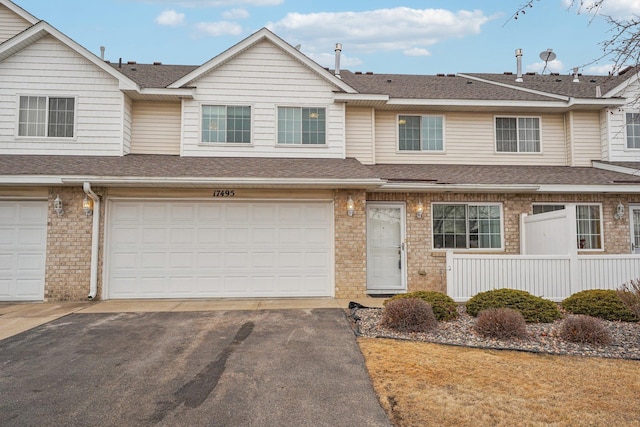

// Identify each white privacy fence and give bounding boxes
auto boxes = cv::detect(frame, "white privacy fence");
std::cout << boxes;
[446,251,640,302]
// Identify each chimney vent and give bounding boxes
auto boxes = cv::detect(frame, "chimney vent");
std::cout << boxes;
[100,46,105,60]
[334,43,342,79]
[572,67,580,83]
[515,48,523,82]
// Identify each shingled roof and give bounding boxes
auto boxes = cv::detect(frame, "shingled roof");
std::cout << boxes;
[108,63,198,89]
[0,154,380,183]
[339,70,560,101]
[369,163,640,186]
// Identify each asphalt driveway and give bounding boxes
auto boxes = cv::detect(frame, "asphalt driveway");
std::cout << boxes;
[0,308,391,427]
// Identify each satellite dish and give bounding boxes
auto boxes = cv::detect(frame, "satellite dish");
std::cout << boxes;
[539,49,556,62]
[539,49,556,74]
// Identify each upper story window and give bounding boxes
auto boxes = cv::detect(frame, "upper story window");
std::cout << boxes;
[18,96,75,138]
[432,203,503,250]
[626,113,640,149]
[277,107,326,145]
[495,116,540,153]
[398,115,444,151]
[533,204,603,250]
[202,105,251,144]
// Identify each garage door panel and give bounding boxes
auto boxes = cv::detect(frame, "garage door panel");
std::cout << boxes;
[0,201,46,301]
[107,201,333,299]
[198,228,223,244]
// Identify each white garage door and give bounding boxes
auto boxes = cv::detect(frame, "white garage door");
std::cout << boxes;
[0,201,47,301]
[106,200,333,299]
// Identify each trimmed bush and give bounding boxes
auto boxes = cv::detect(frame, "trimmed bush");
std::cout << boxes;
[474,308,528,340]
[618,279,640,320]
[466,288,562,323]
[559,315,612,345]
[562,289,638,322]
[384,291,458,321]
[380,298,438,333]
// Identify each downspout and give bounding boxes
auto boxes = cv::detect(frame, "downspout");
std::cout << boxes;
[83,182,100,300]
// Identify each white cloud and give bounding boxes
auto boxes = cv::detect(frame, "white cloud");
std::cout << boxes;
[133,0,282,6]
[155,10,185,26]
[195,21,243,36]
[404,48,431,57]
[267,7,492,56]
[526,59,565,74]
[563,0,640,18]
[585,63,619,74]
[222,8,250,19]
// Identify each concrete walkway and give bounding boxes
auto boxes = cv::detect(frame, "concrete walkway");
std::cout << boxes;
[0,297,386,341]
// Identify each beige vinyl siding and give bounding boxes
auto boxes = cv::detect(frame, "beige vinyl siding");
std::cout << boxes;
[181,40,344,158]
[571,111,601,166]
[0,36,124,155]
[374,111,568,165]
[0,4,32,43]
[123,96,133,155]
[130,102,180,155]
[345,107,374,164]
[565,112,573,165]
[600,109,610,161]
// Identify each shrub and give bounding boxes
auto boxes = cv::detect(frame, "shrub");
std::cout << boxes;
[562,289,638,322]
[380,298,438,333]
[466,288,562,323]
[384,291,458,321]
[474,308,528,340]
[617,279,640,320]
[559,315,612,345]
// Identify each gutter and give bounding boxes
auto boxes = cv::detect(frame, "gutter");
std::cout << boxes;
[83,182,100,300]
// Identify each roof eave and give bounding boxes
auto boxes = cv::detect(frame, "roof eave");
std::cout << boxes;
[0,176,385,189]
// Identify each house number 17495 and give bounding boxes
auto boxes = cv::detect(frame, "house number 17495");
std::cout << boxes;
[213,190,235,197]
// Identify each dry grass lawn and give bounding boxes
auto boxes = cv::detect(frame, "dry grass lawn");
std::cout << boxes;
[359,338,640,427]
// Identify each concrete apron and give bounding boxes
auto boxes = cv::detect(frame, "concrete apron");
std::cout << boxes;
[0,297,386,341]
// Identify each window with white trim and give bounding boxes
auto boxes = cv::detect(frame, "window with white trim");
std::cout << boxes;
[495,116,540,152]
[18,96,75,138]
[432,203,502,249]
[532,204,603,249]
[277,107,326,145]
[202,105,251,143]
[398,115,444,151]
[626,113,640,149]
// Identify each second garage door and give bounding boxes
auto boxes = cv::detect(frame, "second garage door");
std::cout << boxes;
[106,200,333,299]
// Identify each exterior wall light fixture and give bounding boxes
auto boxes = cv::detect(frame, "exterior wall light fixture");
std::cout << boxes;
[83,195,94,216]
[53,194,64,216]
[347,196,355,217]
[416,201,424,219]
[614,202,625,220]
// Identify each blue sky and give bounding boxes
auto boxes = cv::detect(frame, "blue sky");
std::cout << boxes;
[13,0,640,75]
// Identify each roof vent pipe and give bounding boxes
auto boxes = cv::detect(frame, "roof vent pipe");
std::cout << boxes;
[334,43,342,79]
[572,67,580,83]
[100,46,105,60]
[515,49,523,82]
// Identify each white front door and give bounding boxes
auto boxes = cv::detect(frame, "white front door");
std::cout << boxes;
[630,205,640,254]
[366,202,406,293]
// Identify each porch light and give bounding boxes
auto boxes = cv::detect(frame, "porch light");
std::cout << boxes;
[398,119,406,125]
[347,196,355,217]
[614,202,625,220]
[83,195,93,216]
[53,194,64,216]
[416,201,424,219]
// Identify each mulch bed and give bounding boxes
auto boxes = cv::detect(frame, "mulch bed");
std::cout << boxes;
[350,305,640,360]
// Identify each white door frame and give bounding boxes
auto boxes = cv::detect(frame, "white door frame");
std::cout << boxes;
[629,204,640,254]
[366,201,407,294]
